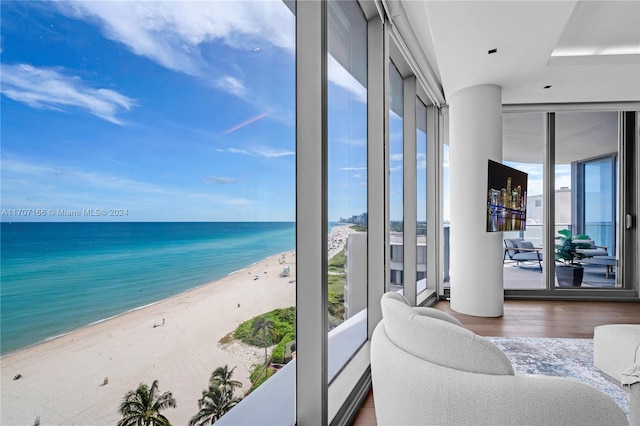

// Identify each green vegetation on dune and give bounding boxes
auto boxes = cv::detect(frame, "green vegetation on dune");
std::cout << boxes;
[229,246,349,392]
[328,249,346,272]
[249,365,274,392]
[328,273,345,319]
[234,307,295,347]
[271,331,295,364]
[328,248,346,320]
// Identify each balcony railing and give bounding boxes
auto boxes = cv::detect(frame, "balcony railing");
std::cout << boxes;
[217,309,368,425]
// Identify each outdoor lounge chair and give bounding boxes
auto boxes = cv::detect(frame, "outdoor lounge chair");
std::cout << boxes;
[574,238,608,258]
[503,238,542,272]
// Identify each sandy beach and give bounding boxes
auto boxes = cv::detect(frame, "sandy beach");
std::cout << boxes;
[1,250,296,425]
[0,225,355,425]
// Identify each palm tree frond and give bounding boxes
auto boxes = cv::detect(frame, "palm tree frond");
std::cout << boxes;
[118,381,176,426]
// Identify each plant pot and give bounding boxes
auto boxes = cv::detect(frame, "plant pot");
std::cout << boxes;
[556,265,584,287]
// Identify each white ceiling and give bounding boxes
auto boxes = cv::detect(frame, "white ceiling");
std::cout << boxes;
[398,0,640,104]
[502,111,618,164]
[389,0,638,164]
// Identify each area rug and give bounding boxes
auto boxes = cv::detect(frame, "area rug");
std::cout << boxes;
[488,337,629,417]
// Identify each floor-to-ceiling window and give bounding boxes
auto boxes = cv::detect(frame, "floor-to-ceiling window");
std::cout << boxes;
[389,62,404,292]
[416,99,428,296]
[1,1,296,424]
[502,113,544,289]
[555,111,619,288]
[443,140,451,288]
[582,156,617,259]
[327,0,368,382]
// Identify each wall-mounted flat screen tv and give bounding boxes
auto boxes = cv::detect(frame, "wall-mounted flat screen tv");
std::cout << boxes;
[487,159,528,232]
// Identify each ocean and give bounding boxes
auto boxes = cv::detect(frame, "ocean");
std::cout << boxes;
[0,222,295,356]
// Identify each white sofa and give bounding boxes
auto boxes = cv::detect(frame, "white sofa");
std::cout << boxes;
[594,324,640,384]
[371,292,628,425]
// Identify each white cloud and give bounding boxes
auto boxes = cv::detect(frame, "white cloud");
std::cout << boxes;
[328,55,366,103]
[340,166,367,171]
[2,155,164,195]
[390,153,404,162]
[217,146,294,159]
[1,155,252,216]
[390,131,403,144]
[203,176,236,185]
[504,161,543,177]
[54,1,295,78]
[253,146,295,159]
[218,147,250,156]
[555,174,572,190]
[336,136,366,147]
[1,64,134,124]
[215,76,247,97]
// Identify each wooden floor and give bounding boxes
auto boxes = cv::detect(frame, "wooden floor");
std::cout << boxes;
[352,299,640,426]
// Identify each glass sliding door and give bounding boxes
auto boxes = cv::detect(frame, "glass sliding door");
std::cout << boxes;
[327,0,368,382]
[555,111,619,288]
[416,99,427,296]
[582,156,617,258]
[443,141,451,288]
[389,62,404,293]
[502,113,545,289]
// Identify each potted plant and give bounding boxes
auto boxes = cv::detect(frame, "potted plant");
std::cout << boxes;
[555,229,592,287]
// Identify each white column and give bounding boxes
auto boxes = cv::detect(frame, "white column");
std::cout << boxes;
[296,1,327,424]
[403,75,417,305]
[449,84,504,317]
[367,15,387,337]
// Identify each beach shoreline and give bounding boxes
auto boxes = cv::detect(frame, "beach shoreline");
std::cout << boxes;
[1,249,297,425]
[0,224,356,425]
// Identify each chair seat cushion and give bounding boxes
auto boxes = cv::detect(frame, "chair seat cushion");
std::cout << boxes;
[512,252,541,261]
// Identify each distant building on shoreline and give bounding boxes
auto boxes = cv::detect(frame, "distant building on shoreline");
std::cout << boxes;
[338,212,367,225]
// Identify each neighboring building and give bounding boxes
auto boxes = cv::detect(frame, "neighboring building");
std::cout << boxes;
[339,212,368,225]
[345,231,428,307]
[527,187,572,226]
[344,232,367,319]
[381,232,427,291]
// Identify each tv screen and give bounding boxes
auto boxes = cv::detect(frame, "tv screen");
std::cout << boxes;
[487,160,528,232]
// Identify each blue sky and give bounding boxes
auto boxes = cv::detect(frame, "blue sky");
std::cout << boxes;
[1,1,368,222]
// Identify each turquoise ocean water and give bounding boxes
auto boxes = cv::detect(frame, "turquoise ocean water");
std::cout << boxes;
[0,222,295,355]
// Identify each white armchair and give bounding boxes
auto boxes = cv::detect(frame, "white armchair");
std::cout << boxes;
[371,292,628,425]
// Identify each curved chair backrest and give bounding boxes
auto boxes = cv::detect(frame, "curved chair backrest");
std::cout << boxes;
[380,293,514,376]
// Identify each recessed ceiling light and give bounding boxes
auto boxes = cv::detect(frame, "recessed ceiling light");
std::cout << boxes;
[543,85,552,89]
[488,48,498,54]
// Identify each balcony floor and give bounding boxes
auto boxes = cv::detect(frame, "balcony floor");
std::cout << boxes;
[503,261,617,289]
